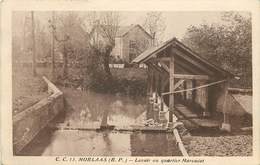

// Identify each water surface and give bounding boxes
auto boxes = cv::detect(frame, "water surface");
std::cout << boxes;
[18,88,181,156]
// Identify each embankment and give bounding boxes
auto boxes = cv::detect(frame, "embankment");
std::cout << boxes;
[13,76,64,154]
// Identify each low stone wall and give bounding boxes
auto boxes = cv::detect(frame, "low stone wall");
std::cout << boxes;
[13,76,64,154]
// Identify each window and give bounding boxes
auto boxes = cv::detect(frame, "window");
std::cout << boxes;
[129,40,136,49]
[129,40,137,61]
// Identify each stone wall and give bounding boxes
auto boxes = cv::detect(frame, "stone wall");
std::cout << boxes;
[13,76,64,154]
[209,83,252,131]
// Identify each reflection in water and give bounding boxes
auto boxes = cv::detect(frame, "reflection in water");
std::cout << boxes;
[62,87,147,127]
[130,132,181,156]
[18,88,181,156]
[20,129,181,156]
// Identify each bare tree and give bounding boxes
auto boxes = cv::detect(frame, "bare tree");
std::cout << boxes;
[31,11,37,76]
[53,12,71,79]
[82,11,121,80]
[48,12,56,81]
[143,12,166,45]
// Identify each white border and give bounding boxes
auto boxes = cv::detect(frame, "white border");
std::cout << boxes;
[1,0,260,165]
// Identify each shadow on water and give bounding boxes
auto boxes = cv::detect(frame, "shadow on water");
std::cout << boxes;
[60,87,147,127]
[17,110,67,156]
[130,132,182,156]
[19,129,181,156]
[17,127,55,156]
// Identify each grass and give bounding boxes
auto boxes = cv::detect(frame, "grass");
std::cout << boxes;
[12,66,148,115]
[12,66,49,115]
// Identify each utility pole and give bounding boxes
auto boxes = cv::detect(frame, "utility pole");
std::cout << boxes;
[51,11,55,81]
[31,11,37,76]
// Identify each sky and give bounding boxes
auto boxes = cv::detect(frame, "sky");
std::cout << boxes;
[119,11,225,40]
[13,11,249,41]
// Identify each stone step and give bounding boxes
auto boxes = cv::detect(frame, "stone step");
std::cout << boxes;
[175,105,220,128]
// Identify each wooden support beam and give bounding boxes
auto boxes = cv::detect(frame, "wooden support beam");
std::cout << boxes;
[173,74,209,80]
[173,48,215,76]
[202,80,210,117]
[147,65,152,96]
[169,54,175,123]
[157,57,170,62]
[221,80,231,132]
[160,62,170,73]
[175,59,202,75]
[150,62,168,77]
[146,65,155,119]
[160,61,209,81]
[147,62,162,74]
[174,79,185,90]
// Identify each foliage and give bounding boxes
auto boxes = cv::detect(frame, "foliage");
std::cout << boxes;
[182,12,252,88]
[81,12,121,80]
[13,11,148,95]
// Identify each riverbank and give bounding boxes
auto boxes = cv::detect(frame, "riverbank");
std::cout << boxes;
[12,67,49,115]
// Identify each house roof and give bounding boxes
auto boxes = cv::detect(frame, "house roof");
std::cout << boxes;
[116,26,133,37]
[116,24,153,39]
[132,37,234,78]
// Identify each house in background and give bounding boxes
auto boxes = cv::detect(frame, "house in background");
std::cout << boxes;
[111,24,153,63]
[90,23,153,63]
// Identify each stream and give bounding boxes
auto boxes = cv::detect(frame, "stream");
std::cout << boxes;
[18,87,182,156]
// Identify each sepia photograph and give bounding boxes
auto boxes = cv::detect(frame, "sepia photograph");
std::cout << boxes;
[10,10,254,157]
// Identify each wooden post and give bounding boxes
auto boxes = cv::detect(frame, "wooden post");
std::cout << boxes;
[154,71,158,103]
[183,81,187,100]
[202,80,210,117]
[152,69,158,120]
[160,75,168,112]
[221,80,231,132]
[192,79,196,103]
[147,65,153,119]
[169,55,175,123]
[147,64,152,96]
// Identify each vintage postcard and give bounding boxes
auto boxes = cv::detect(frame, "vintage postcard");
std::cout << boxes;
[1,0,260,164]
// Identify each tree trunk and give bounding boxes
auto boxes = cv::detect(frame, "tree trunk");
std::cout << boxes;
[51,12,55,81]
[101,108,109,127]
[31,11,37,76]
[62,43,68,78]
[103,47,113,80]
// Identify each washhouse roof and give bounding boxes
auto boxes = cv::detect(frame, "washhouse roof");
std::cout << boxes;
[132,37,234,78]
